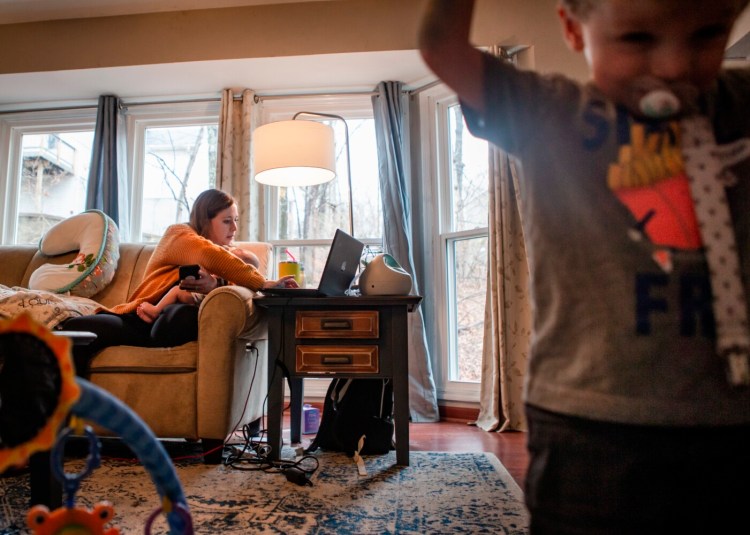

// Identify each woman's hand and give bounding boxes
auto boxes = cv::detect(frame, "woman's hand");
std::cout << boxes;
[179,267,218,294]
[263,275,299,289]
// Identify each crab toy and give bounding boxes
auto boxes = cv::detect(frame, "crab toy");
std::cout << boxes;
[26,502,119,535]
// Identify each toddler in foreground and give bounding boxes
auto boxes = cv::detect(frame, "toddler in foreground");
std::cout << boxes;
[421,0,750,533]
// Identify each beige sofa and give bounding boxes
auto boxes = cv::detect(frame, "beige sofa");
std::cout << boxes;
[0,241,271,463]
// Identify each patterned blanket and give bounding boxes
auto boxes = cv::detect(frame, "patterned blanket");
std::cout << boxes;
[0,285,100,329]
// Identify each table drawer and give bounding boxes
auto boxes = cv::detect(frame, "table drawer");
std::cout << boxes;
[295,310,379,338]
[296,345,379,374]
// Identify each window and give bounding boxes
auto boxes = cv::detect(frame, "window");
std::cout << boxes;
[126,102,220,242]
[0,109,96,244]
[259,95,383,286]
[447,234,488,382]
[0,101,220,245]
[420,88,489,401]
[17,132,94,244]
[445,104,489,383]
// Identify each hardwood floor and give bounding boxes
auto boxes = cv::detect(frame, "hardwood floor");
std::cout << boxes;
[409,420,528,489]
[286,417,529,490]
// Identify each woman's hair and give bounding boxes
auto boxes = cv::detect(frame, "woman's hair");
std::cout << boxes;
[189,189,236,238]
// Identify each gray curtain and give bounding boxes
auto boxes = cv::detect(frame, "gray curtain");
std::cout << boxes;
[372,81,439,423]
[86,94,129,239]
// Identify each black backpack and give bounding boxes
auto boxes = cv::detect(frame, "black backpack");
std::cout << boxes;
[305,378,395,457]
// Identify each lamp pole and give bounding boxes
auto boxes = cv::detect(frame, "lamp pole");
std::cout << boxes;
[293,111,354,237]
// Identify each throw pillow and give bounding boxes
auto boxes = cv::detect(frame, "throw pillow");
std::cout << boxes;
[28,210,120,298]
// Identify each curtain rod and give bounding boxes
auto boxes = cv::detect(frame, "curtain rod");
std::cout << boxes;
[0,89,380,115]
[126,89,380,107]
[0,103,98,115]
[407,79,442,95]
[254,90,377,102]
[0,83,441,116]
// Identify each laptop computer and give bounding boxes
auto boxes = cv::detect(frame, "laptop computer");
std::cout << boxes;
[262,229,364,297]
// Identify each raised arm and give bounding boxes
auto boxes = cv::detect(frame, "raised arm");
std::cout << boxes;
[419,0,485,113]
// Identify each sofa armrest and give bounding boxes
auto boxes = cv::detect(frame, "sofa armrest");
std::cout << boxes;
[195,285,267,439]
[199,285,266,340]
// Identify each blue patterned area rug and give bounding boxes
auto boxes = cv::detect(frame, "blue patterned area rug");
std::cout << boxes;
[1,449,528,534]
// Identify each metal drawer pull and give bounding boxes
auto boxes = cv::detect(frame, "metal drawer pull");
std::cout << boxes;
[321,355,354,365]
[321,319,352,330]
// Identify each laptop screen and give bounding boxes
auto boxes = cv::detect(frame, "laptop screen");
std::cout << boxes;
[264,229,364,297]
[317,229,365,296]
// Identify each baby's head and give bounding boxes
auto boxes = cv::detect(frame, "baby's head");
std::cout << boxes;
[231,247,260,269]
[557,0,748,116]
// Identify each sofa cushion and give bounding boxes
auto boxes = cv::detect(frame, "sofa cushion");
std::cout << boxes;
[88,343,199,439]
[0,247,38,288]
[28,210,120,298]
[91,243,154,309]
[88,342,197,373]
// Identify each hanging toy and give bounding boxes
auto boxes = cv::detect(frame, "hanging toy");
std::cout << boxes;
[66,378,194,534]
[0,313,80,473]
[0,313,193,533]
[144,500,194,535]
[26,423,120,535]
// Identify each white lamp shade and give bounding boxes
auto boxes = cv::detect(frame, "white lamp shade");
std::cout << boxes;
[253,120,336,187]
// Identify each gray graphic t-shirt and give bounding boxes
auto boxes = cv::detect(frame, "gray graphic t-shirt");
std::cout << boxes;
[463,56,750,426]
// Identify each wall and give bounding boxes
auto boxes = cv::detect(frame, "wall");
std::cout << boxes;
[0,0,589,87]
[3,0,749,98]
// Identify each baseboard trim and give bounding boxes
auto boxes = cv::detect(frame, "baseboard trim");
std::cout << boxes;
[295,398,479,423]
[439,404,479,423]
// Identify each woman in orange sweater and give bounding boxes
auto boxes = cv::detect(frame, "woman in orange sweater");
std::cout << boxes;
[60,189,297,374]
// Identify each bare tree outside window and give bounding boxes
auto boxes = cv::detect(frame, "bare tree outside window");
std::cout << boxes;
[447,105,489,383]
[140,125,217,242]
[275,118,382,285]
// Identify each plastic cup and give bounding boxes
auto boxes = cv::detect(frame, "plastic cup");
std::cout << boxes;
[278,261,301,284]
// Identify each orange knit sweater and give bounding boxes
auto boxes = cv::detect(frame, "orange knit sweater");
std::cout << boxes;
[108,224,266,314]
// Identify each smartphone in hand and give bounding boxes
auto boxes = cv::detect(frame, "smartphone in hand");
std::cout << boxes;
[179,264,201,280]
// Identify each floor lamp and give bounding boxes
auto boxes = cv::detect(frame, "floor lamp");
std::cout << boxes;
[252,111,354,237]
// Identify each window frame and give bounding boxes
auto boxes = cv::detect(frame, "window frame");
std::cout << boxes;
[419,85,488,403]
[0,101,222,245]
[258,94,382,270]
[0,108,97,244]
[125,100,220,242]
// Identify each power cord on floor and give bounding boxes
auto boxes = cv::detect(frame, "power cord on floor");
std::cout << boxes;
[223,422,319,487]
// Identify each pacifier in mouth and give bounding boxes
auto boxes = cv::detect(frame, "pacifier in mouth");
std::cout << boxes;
[622,77,698,120]
[638,89,681,119]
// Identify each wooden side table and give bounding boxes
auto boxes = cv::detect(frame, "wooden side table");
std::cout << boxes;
[255,295,422,466]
